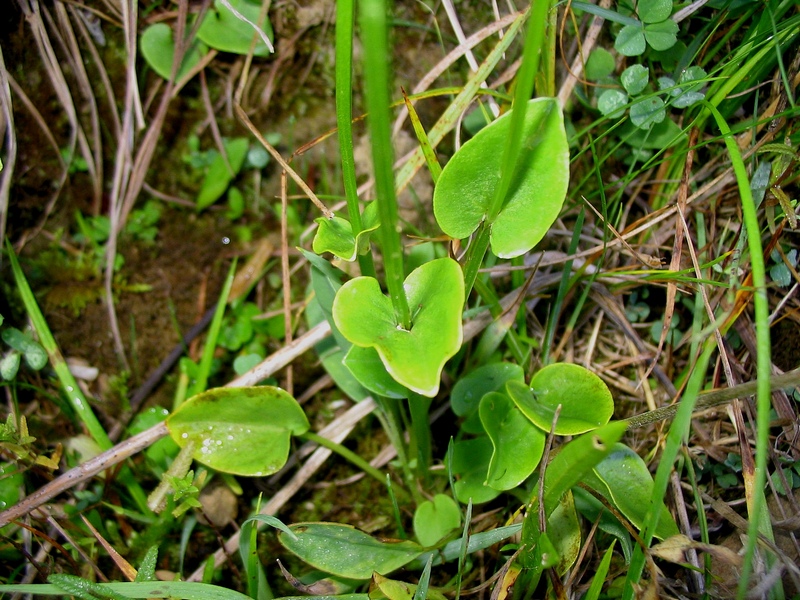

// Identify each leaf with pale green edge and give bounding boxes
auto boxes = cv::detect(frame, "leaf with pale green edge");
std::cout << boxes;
[582,443,680,540]
[637,0,672,23]
[630,96,666,129]
[332,258,464,397]
[621,64,649,95]
[598,89,628,118]
[585,48,615,80]
[413,494,462,547]
[451,362,524,434]
[313,203,380,261]
[343,346,411,399]
[140,23,207,81]
[197,0,273,56]
[615,24,645,56]
[433,98,569,259]
[643,19,678,51]
[479,391,545,490]
[548,491,581,575]
[278,523,424,579]
[166,387,309,476]
[448,437,501,504]
[507,363,614,435]
[197,138,249,210]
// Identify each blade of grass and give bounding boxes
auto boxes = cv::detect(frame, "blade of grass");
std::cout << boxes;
[702,101,777,600]
[186,260,237,399]
[359,0,410,329]
[335,0,375,278]
[462,0,554,297]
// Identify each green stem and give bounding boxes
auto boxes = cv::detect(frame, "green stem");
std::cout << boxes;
[5,241,150,514]
[702,101,774,600]
[461,0,552,301]
[374,396,424,506]
[299,431,407,500]
[335,0,375,278]
[408,393,432,484]
[359,0,410,329]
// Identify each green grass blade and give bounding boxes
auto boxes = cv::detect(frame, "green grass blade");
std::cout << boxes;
[187,260,236,398]
[6,241,110,449]
[359,0,410,329]
[702,101,776,600]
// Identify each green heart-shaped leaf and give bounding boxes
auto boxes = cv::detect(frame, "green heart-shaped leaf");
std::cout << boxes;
[332,258,464,396]
[278,523,423,579]
[197,138,249,210]
[197,0,273,56]
[433,98,569,259]
[413,494,461,547]
[166,387,309,476]
[582,444,680,540]
[643,19,678,51]
[448,437,501,505]
[140,23,207,81]
[479,391,545,490]
[507,364,614,435]
[451,362,524,434]
[615,24,646,56]
[343,346,412,399]
[312,203,380,261]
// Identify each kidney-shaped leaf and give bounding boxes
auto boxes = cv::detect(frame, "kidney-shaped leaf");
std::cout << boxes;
[140,23,207,81]
[332,258,464,397]
[313,203,380,261]
[451,362,524,434]
[434,98,569,259]
[508,363,613,435]
[413,494,461,547]
[166,386,309,476]
[480,391,545,490]
[278,523,424,580]
[583,443,680,540]
[197,0,274,56]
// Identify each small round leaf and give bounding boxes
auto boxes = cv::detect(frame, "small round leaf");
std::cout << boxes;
[643,19,678,51]
[508,363,614,435]
[585,48,616,81]
[637,0,673,23]
[140,23,207,81]
[166,386,309,476]
[598,89,629,118]
[413,494,461,547]
[621,64,649,95]
[630,96,666,129]
[480,391,545,490]
[197,0,274,56]
[615,24,646,56]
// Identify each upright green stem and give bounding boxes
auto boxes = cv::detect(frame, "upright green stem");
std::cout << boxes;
[335,0,375,278]
[703,102,774,600]
[359,0,410,329]
[374,397,424,506]
[408,393,432,483]
[462,0,552,299]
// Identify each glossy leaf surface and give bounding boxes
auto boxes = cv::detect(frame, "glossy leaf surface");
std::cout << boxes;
[433,98,569,258]
[197,0,273,56]
[479,391,545,490]
[278,523,423,579]
[583,443,680,540]
[140,23,207,81]
[508,363,614,435]
[451,362,524,434]
[332,258,464,396]
[413,494,461,547]
[167,387,309,476]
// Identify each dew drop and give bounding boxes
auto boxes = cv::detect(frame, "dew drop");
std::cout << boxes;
[222,236,231,245]
[181,433,189,439]
[66,386,74,393]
